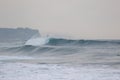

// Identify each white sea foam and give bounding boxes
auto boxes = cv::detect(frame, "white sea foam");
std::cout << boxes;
[0,62,120,80]
[25,37,49,46]
[0,56,34,60]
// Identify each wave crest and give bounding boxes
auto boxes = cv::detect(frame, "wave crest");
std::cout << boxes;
[25,37,49,46]
[25,37,120,46]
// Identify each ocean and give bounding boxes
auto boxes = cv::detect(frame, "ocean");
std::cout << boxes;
[0,37,120,80]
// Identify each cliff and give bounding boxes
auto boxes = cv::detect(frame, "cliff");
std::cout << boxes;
[0,28,40,42]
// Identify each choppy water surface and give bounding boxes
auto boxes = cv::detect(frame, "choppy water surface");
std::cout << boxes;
[0,37,120,80]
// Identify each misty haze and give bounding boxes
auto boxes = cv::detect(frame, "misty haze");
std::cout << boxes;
[0,0,120,80]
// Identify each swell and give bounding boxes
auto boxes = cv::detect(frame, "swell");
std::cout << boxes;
[0,38,120,64]
[1,45,80,56]
[1,38,120,57]
[47,38,120,46]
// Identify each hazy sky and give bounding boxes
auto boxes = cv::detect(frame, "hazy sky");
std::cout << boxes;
[0,0,120,39]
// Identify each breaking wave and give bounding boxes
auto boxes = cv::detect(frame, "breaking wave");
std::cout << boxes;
[0,37,120,64]
[25,37,120,46]
[0,37,120,57]
[25,37,49,46]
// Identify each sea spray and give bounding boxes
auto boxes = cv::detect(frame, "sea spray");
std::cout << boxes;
[25,37,50,46]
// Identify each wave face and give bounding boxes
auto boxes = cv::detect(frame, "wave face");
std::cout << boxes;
[0,37,120,64]
[25,37,120,46]
[47,38,120,46]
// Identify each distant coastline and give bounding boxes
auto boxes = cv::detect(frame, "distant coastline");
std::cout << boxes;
[0,27,40,42]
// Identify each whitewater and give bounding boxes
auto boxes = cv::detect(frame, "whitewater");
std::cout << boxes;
[0,37,120,80]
